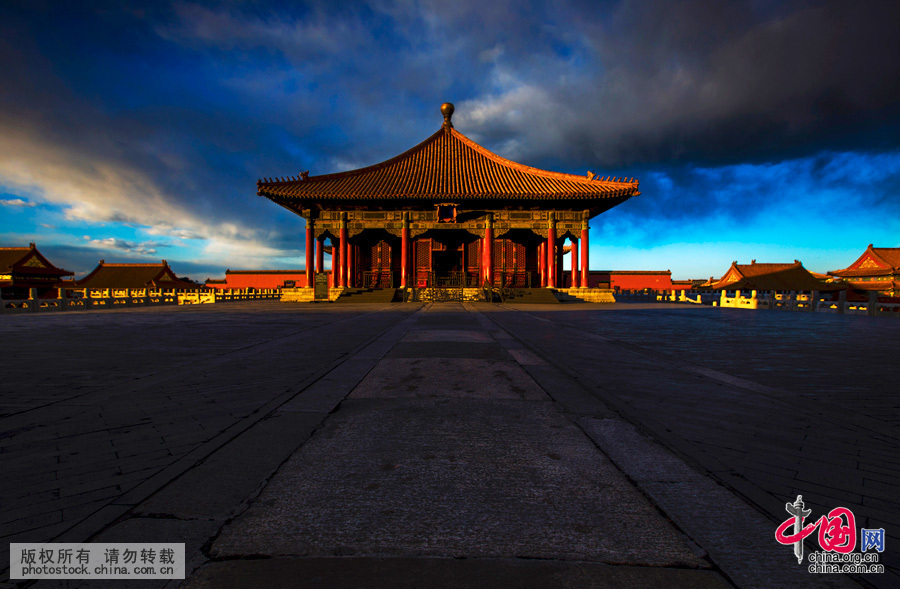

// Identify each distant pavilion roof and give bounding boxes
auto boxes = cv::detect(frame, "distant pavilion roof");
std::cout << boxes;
[76,260,196,289]
[0,243,72,278]
[257,104,639,210]
[829,244,900,278]
[710,260,840,291]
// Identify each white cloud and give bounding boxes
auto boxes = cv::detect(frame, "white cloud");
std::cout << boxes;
[83,236,169,256]
[0,198,37,207]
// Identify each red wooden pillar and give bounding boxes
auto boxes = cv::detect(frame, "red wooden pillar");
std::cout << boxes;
[571,237,579,288]
[339,214,348,288]
[316,237,324,273]
[305,219,314,288]
[483,214,493,286]
[539,241,546,287]
[401,213,409,288]
[547,215,556,288]
[581,214,590,288]
[331,237,339,288]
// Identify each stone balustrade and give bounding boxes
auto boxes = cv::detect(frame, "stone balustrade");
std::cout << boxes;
[620,288,900,317]
[0,287,281,314]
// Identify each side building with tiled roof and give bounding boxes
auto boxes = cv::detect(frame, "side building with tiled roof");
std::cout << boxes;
[76,260,198,291]
[828,244,900,296]
[256,103,640,298]
[708,260,840,292]
[0,243,73,299]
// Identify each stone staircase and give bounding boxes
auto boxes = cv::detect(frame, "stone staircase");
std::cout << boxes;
[334,288,400,303]
[279,287,315,302]
[500,288,560,304]
[552,288,617,303]
[416,287,484,302]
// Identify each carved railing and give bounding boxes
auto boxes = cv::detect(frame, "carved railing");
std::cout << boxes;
[629,288,900,317]
[1,287,281,314]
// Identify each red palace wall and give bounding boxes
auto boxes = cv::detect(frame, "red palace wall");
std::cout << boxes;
[589,271,675,291]
[206,271,310,290]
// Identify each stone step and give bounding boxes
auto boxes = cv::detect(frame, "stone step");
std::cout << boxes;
[334,288,399,303]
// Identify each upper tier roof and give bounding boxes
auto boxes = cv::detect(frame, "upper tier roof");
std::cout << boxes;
[257,113,639,205]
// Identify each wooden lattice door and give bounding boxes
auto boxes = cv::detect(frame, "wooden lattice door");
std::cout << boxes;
[415,239,431,287]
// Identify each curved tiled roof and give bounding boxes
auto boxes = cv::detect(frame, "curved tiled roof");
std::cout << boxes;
[830,267,894,278]
[0,247,31,271]
[257,127,639,202]
[711,260,839,291]
[0,244,72,276]
[830,244,900,276]
[76,261,196,289]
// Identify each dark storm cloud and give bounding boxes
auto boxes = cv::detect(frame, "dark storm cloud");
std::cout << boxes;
[1,0,898,276]
[458,0,900,168]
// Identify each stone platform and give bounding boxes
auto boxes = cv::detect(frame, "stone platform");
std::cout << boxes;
[1,301,897,588]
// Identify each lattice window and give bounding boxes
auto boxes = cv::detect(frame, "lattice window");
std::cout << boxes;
[416,239,431,270]
[505,241,516,269]
[466,241,480,270]
[379,241,392,269]
[514,243,526,269]
[493,241,504,270]
[369,241,392,271]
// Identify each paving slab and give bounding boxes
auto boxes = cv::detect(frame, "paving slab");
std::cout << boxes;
[206,304,709,587]
[350,358,546,400]
[4,300,893,588]
[210,399,703,565]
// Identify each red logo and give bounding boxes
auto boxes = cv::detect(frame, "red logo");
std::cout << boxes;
[776,506,857,553]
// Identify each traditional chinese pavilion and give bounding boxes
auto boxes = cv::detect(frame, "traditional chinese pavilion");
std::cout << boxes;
[76,260,197,290]
[828,244,900,296]
[706,260,839,292]
[257,103,640,301]
[0,243,73,299]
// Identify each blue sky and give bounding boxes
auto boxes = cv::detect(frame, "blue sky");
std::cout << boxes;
[2,1,899,281]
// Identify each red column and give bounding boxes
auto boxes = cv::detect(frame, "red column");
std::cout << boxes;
[305,220,314,288]
[571,238,579,288]
[331,237,339,288]
[484,215,493,286]
[401,214,409,288]
[316,237,324,273]
[479,233,487,284]
[581,218,590,288]
[539,241,546,287]
[547,217,556,288]
[339,219,348,288]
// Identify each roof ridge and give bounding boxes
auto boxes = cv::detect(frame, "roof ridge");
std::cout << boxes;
[102,262,166,267]
[450,128,637,186]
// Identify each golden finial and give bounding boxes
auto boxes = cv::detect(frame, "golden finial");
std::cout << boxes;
[441,102,454,128]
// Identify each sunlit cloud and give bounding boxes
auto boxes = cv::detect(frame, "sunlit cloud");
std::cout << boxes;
[1,198,38,207]
[82,236,169,256]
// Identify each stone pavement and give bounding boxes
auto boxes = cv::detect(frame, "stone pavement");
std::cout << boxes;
[1,301,896,588]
